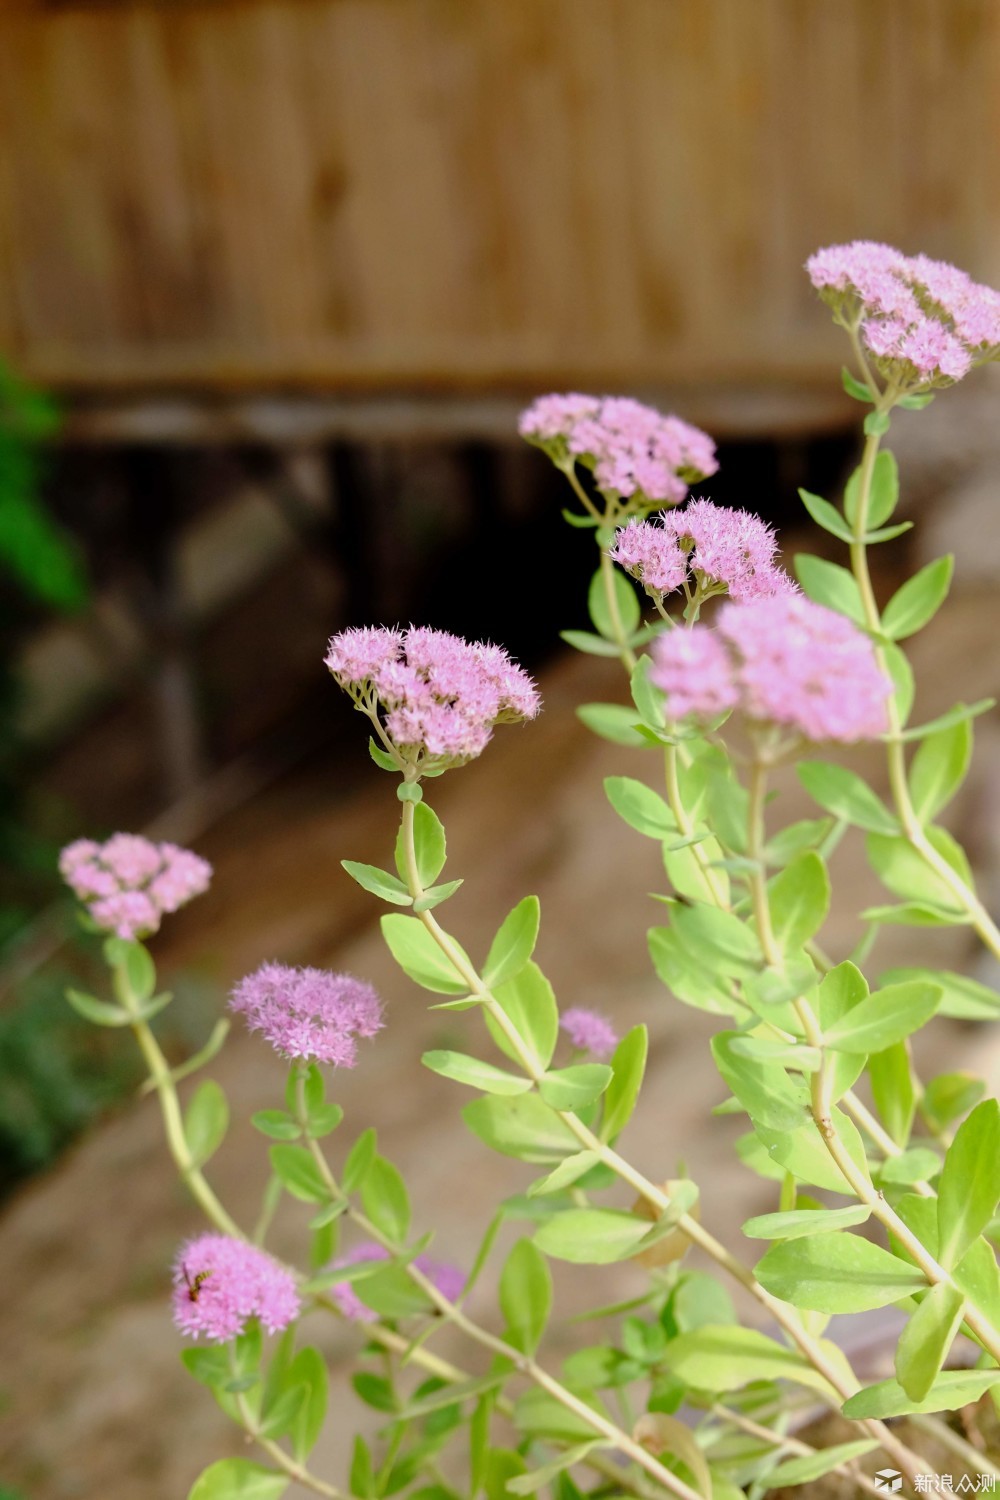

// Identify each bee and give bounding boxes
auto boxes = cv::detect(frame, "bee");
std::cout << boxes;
[182,1266,214,1302]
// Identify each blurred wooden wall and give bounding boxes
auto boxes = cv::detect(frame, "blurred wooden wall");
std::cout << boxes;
[1,0,998,395]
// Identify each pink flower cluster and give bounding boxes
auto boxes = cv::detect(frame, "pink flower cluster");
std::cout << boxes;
[59,833,212,940]
[519,393,718,506]
[172,1233,300,1343]
[560,1008,619,1061]
[328,1242,465,1322]
[610,500,796,603]
[807,241,1000,385]
[230,963,384,1066]
[325,626,540,763]
[651,595,892,743]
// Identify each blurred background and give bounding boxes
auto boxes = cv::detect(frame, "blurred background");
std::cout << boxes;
[3,2,1000,1496]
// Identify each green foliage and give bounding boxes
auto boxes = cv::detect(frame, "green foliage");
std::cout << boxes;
[499,1239,551,1353]
[755,1232,925,1312]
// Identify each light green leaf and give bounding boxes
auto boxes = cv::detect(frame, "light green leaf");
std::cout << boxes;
[341,860,412,905]
[601,1025,648,1141]
[648,926,744,1018]
[663,1324,839,1402]
[711,1032,809,1132]
[909,717,973,823]
[841,368,874,405]
[487,962,559,1071]
[499,1238,552,1354]
[368,738,398,771]
[882,554,953,639]
[760,1440,879,1490]
[534,1208,649,1264]
[756,1110,871,1195]
[188,1459,289,1500]
[936,1099,1000,1270]
[560,628,627,658]
[538,1064,612,1111]
[793,554,866,624]
[867,826,972,909]
[923,1072,986,1130]
[341,1127,377,1192]
[796,761,898,834]
[65,988,132,1027]
[527,1150,600,1198]
[588,566,640,640]
[483,897,540,988]
[251,1110,301,1141]
[842,1367,1000,1420]
[269,1145,328,1204]
[880,966,1000,1022]
[630,654,667,730]
[742,1205,871,1240]
[671,904,761,979]
[361,1155,410,1245]
[576,702,648,747]
[394,800,447,886]
[883,641,915,724]
[869,1041,916,1147]
[381,913,470,995]
[755,1232,925,1312]
[422,1050,531,1096]
[895,1281,965,1401]
[798,488,855,542]
[869,448,900,528]
[506,1443,603,1496]
[462,1093,579,1164]
[412,878,463,913]
[767,851,829,950]
[879,1148,941,1186]
[824,980,941,1054]
[896,697,995,742]
[604,775,675,839]
[184,1080,229,1167]
[106,938,156,1005]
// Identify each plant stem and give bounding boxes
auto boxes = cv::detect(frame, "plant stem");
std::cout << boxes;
[663,744,729,906]
[398,804,933,1487]
[710,1402,885,1499]
[233,1387,345,1497]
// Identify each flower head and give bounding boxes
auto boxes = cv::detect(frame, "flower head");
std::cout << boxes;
[325,626,540,769]
[610,500,795,604]
[560,1008,619,1061]
[806,240,1000,387]
[172,1234,300,1343]
[651,595,892,743]
[327,1241,465,1322]
[519,393,718,508]
[59,834,211,939]
[229,962,384,1065]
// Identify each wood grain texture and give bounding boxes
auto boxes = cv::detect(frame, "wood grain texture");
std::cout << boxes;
[1,0,999,391]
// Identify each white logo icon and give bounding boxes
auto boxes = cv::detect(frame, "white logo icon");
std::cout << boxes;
[875,1472,903,1494]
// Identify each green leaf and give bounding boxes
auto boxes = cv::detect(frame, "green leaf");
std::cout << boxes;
[711,1033,808,1132]
[869,1042,916,1147]
[422,1050,532,1096]
[883,641,915,724]
[843,1367,1000,1420]
[630,654,667,730]
[506,1444,602,1497]
[896,697,995,742]
[65,988,132,1027]
[760,1440,879,1490]
[341,860,412,905]
[936,1099,1000,1270]
[796,761,898,834]
[527,1151,601,1198]
[350,1436,375,1499]
[882,554,953,639]
[909,717,973,823]
[601,1025,648,1141]
[341,1126,377,1192]
[184,1080,229,1167]
[258,1383,309,1440]
[251,1110,301,1141]
[742,1205,871,1240]
[649,926,743,1018]
[576,703,648,747]
[755,1232,925,1312]
[923,1072,986,1130]
[793,554,866,624]
[483,897,540,988]
[538,1064,611,1111]
[361,1155,410,1245]
[106,938,157,1005]
[604,775,675,838]
[868,449,900,528]
[825,979,941,1054]
[588,566,640,640]
[756,1110,871,1195]
[798,488,855,543]
[395,802,447,886]
[512,1387,602,1443]
[867,827,971,912]
[487,962,559,1070]
[381,914,470,995]
[462,1093,578,1164]
[499,1238,552,1354]
[865,519,913,544]
[766,851,829,950]
[187,1459,289,1500]
[269,1145,329,1204]
[534,1208,649,1264]
[369,737,399,772]
[412,879,464,913]
[560,629,629,658]
[663,1325,840,1402]
[881,969,999,1024]
[671,905,761,979]
[841,366,874,404]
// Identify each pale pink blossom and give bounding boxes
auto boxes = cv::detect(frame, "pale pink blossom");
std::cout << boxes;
[172,1234,300,1343]
[560,1008,619,1061]
[59,834,211,939]
[611,501,795,604]
[230,963,384,1066]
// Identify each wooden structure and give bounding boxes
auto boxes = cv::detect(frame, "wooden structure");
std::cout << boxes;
[2,0,999,403]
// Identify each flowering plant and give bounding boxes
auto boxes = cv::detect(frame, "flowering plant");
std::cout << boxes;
[62,244,1000,1499]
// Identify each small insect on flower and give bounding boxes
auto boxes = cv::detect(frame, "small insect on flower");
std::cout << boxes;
[183,1267,214,1302]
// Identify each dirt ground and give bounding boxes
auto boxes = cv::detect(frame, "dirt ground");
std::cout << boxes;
[4,597,1000,1499]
